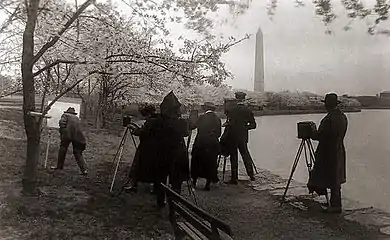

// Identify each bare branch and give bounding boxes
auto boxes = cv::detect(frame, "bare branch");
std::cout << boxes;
[0,88,22,98]
[33,59,90,77]
[0,3,20,34]
[43,70,98,115]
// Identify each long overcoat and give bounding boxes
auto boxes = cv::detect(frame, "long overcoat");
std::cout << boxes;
[130,114,163,183]
[158,91,190,184]
[308,108,348,193]
[159,117,190,183]
[191,111,222,181]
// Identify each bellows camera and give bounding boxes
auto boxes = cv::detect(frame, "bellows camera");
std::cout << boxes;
[122,116,132,127]
[297,121,316,139]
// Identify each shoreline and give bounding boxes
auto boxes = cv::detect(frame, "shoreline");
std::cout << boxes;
[229,166,390,236]
[214,108,362,119]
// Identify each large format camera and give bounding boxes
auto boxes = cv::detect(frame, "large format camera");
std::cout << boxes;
[122,116,132,127]
[297,121,316,139]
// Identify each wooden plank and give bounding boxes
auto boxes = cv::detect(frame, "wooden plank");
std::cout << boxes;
[177,222,206,240]
[161,183,232,236]
[172,202,214,239]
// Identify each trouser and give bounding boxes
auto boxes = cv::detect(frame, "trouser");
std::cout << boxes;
[230,141,254,181]
[330,185,342,208]
[57,139,87,173]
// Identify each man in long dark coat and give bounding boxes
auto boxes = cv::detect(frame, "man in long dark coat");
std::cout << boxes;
[155,91,190,208]
[54,107,88,175]
[224,92,257,184]
[191,102,222,191]
[124,104,162,193]
[308,93,348,213]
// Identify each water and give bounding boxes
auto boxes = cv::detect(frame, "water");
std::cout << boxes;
[247,109,390,213]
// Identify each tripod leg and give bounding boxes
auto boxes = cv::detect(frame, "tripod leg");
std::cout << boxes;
[111,128,129,167]
[251,158,259,174]
[130,131,137,148]
[281,140,305,204]
[222,156,227,181]
[110,130,128,192]
[117,176,132,197]
[307,140,316,171]
[186,179,198,206]
[217,155,221,168]
[303,140,310,171]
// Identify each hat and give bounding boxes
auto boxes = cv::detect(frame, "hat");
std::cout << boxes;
[235,91,246,100]
[201,102,216,110]
[321,93,341,106]
[64,107,77,115]
[160,91,182,117]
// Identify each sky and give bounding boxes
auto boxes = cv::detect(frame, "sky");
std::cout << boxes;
[113,0,390,96]
[4,0,390,96]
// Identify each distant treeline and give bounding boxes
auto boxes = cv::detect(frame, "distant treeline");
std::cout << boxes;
[350,96,390,108]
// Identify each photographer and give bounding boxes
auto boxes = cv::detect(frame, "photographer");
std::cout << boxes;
[124,104,161,193]
[148,91,190,208]
[54,107,88,175]
[308,93,348,213]
[191,102,222,191]
[223,91,257,184]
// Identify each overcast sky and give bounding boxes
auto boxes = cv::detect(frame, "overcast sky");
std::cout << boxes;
[4,0,390,96]
[114,0,390,96]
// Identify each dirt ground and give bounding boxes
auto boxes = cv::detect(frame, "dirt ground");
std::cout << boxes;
[0,108,389,239]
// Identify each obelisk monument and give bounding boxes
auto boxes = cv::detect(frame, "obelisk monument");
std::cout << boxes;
[254,27,265,93]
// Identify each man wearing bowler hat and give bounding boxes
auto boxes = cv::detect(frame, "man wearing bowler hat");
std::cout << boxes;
[54,107,88,175]
[308,93,348,213]
[224,91,257,184]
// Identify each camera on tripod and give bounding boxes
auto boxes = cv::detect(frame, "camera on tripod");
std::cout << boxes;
[297,121,316,140]
[122,116,132,127]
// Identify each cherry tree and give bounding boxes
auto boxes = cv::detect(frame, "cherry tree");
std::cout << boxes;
[0,0,253,194]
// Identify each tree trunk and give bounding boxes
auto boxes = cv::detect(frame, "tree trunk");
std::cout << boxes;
[21,0,41,195]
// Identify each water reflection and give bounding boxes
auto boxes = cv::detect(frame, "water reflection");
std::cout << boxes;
[248,110,390,213]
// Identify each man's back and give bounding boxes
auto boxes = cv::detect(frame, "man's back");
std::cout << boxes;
[196,112,221,143]
[227,104,256,143]
[59,113,86,144]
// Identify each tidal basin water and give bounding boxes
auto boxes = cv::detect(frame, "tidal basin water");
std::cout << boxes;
[247,110,390,213]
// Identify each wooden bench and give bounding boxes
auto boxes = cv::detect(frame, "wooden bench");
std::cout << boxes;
[161,183,233,240]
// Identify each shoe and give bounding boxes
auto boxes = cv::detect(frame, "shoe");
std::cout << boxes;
[81,170,88,175]
[50,166,63,170]
[225,180,238,185]
[250,176,256,181]
[124,185,138,193]
[321,206,342,214]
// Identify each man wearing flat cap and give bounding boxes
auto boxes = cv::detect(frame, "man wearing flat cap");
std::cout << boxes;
[224,91,257,184]
[191,102,222,191]
[308,93,348,213]
[54,107,88,175]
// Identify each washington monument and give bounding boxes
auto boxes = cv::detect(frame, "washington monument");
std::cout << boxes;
[254,27,265,92]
